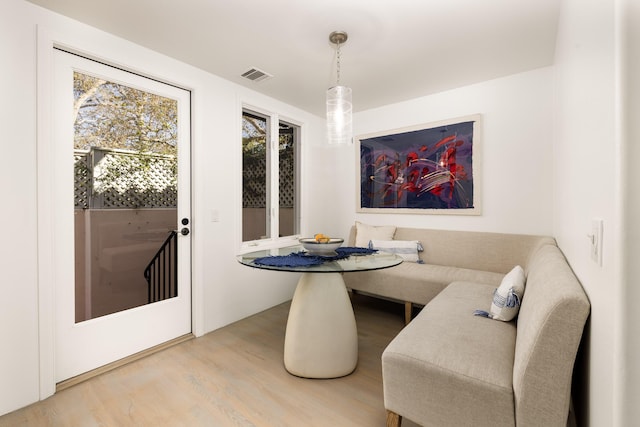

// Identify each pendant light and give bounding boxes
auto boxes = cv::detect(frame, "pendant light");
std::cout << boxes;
[327,31,353,145]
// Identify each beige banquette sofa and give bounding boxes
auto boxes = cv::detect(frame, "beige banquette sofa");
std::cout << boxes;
[343,223,590,427]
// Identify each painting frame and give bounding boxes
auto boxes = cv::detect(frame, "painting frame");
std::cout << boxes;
[356,114,482,215]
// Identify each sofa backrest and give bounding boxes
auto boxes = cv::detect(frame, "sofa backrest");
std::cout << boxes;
[513,244,590,426]
[348,225,556,274]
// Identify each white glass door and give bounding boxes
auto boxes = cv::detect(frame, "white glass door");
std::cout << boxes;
[53,49,192,382]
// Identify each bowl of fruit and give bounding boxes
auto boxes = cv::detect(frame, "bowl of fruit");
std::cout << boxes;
[299,234,344,256]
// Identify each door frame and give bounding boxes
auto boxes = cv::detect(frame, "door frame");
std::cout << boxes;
[36,25,203,400]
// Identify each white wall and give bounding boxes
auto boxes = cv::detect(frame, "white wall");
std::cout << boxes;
[0,0,41,415]
[340,67,555,236]
[622,0,640,424]
[0,0,325,415]
[553,0,623,425]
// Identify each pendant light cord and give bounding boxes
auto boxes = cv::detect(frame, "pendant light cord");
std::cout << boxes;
[336,42,341,86]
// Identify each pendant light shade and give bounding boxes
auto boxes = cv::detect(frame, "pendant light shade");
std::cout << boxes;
[326,85,352,145]
[327,31,353,145]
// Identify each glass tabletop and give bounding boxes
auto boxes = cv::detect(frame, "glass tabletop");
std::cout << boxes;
[237,245,403,273]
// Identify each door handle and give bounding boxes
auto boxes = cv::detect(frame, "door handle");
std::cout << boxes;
[176,218,190,236]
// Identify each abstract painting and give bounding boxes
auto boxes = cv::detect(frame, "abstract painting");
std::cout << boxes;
[357,114,481,214]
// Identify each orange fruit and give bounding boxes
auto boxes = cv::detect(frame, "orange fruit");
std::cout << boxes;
[314,233,329,242]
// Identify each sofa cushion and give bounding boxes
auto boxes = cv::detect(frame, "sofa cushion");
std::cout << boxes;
[354,221,396,247]
[344,262,504,306]
[382,281,516,427]
[512,244,590,426]
[369,239,423,263]
[353,226,557,274]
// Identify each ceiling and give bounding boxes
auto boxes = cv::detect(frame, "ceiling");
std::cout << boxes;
[26,0,561,117]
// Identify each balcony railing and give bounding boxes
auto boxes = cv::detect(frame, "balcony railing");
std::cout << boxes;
[144,231,178,303]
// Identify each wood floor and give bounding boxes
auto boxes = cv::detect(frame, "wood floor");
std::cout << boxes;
[0,293,420,427]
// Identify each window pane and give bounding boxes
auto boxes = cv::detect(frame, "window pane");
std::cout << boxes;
[242,110,269,241]
[73,71,179,323]
[279,121,298,237]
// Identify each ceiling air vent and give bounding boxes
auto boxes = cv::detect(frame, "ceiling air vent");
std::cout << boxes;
[241,67,273,83]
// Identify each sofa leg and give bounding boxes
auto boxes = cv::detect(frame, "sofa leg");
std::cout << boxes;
[386,410,402,427]
[404,301,412,325]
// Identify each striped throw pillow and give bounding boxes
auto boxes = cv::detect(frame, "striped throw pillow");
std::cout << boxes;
[474,265,525,321]
[368,240,424,263]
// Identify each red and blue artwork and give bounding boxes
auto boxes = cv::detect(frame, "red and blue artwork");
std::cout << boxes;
[359,119,476,210]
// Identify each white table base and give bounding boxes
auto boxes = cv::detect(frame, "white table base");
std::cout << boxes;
[284,272,358,378]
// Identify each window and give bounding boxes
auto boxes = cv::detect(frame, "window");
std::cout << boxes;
[242,108,300,243]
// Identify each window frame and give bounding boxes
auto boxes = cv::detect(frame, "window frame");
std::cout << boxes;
[240,104,302,251]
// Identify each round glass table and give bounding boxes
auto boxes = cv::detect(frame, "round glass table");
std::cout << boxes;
[237,246,402,378]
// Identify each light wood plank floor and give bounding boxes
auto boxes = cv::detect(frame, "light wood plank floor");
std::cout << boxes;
[0,293,420,427]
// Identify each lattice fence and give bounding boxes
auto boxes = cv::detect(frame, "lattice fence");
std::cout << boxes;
[279,156,295,208]
[74,152,91,209]
[243,148,295,209]
[74,148,177,209]
[76,146,295,210]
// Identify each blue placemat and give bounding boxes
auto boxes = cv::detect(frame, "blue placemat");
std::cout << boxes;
[336,247,378,256]
[252,247,377,268]
[253,251,323,267]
